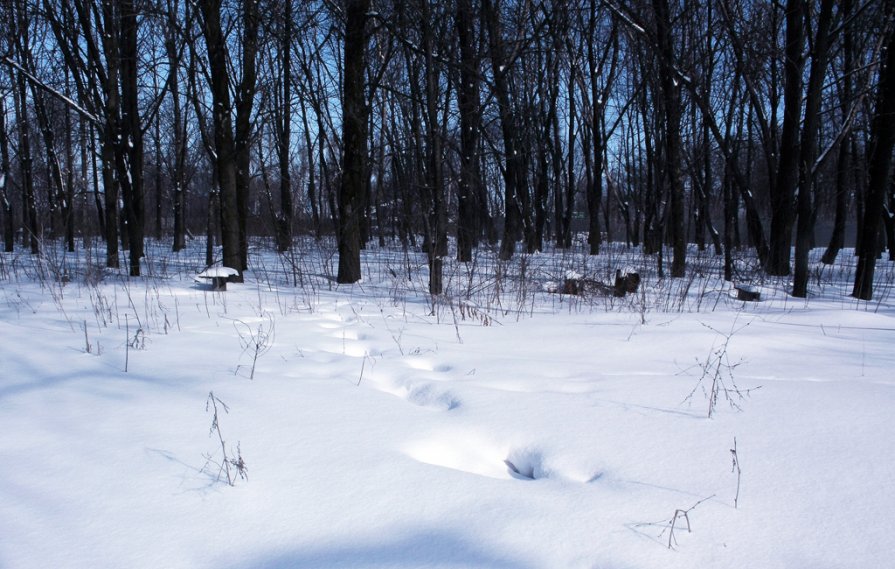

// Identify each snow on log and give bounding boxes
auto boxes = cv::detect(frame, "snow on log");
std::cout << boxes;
[196,267,240,291]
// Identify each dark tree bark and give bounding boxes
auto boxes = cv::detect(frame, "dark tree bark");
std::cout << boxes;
[766,0,804,276]
[63,71,75,252]
[118,0,144,276]
[886,173,895,260]
[418,1,448,295]
[234,0,259,271]
[166,0,187,252]
[821,0,855,266]
[275,0,294,252]
[88,123,106,239]
[0,98,14,253]
[652,0,686,277]
[337,0,371,283]
[10,0,39,255]
[792,0,835,297]
[547,44,564,247]
[482,0,524,261]
[456,0,481,262]
[853,13,895,300]
[585,4,602,256]
[531,27,550,253]
[153,110,163,241]
[564,60,576,250]
[96,0,121,268]
[821,131,852,266]
[198,0,243,276]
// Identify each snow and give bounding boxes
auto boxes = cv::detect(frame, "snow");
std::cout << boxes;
[1,240,894,569]
[197,266,241,278]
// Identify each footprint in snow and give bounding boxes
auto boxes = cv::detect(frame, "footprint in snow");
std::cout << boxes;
[404,383,461,411]
[406,436,602,483]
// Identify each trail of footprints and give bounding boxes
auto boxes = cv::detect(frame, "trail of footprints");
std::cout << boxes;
[310,312,596,483]
[309,311,459,411]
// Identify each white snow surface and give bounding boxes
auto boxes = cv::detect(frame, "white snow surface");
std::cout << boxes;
[197,266,241,278]
[1,240,894,569]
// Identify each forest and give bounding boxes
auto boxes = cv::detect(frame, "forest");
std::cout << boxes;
[3,3,895,567]
[1,0,894,299]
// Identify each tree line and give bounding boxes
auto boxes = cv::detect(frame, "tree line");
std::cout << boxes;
[1,0,894,299]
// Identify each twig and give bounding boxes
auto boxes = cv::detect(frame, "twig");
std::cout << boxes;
[125,314,129,373]
[731,437,741,508]
[665,495,715,549]
[204,391,248,486]
[357,353,367,386]
[83,319,91,354]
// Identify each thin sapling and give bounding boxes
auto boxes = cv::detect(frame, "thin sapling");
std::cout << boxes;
[204,391,248,486]
[683,317,760,417]
[233,313,275,379]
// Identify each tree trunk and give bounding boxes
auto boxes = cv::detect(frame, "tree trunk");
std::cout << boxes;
[653,0,686,277]
[564,63,576,251]
[276,0,294,253]
[63,73,76,252]
[853,13,895,299]
[336,0,370,283]
[117,0,144,277]
[0,98,13,252]
[586,0,613,256]
[10,0,39,255]
[766,0,804,276]
[154,109,163,241]
[792,0,834,297]
[299,102,321,238]
[482,0,523,261]
[456,0,480,262]
[821,0,854,266]
[421,2,447,295]
[88,124,106,240]
[235,0,259,271]
[167,0,187,253]
[548,47,564,247]
[198,0,242,276]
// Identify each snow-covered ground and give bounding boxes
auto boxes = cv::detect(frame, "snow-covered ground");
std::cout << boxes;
[1,239,893,568]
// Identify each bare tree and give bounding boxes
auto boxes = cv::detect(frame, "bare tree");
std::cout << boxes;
[482,0,527,260]
[337,0,371,283]
[196,0,259,277]
[792,0,836,297]
[0,97,14,253]
[853,2,895,300]
[456,0,482,262]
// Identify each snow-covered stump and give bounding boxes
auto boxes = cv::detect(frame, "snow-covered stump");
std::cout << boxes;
[196,267,240,291]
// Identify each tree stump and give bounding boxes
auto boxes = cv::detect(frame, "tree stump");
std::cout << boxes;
[613,270,641,297]
[197,267,240,291]
[735,286,760,302]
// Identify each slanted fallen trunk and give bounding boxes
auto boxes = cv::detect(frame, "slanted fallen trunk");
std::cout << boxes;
[555,270,641,297]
